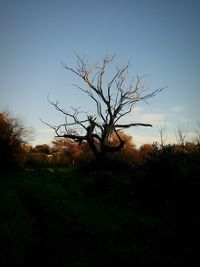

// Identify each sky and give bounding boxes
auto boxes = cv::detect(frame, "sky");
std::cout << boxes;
[0,0,200,147]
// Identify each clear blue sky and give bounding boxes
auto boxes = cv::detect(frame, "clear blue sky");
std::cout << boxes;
[1,0,200,147]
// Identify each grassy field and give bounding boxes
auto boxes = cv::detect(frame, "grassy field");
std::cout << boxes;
[0,163,200,267]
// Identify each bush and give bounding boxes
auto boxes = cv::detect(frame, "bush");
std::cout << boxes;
[0,111,32,169]
[24,153,49,168]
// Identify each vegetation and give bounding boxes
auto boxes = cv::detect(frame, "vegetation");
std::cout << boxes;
[1,127,200,266]
[1,85,200,266]
[0,110,33,169]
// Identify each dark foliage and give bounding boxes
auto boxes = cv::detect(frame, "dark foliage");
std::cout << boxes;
[0,144,200,266]
[0,111,32,170]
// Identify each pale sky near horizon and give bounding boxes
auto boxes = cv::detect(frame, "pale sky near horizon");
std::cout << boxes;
[0,0,200,147]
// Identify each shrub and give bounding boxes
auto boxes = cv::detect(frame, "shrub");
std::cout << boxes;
[0,111,32,169]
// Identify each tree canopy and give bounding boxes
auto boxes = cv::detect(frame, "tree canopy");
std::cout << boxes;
[0,110,33,168]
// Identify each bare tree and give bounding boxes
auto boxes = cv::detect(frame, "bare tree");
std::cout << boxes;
[175,121,189,147]
[158,120,167,147]
[43,54,165,161]
[193,122,200,145]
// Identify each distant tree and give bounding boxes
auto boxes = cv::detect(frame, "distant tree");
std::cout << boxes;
[184,142,197,153]
[34,144,51,154]
[175,121,189,147]
[22,144,34,153]
[52,139,73,153]
[108,131,137,164]
[158,121,167,147]
[0,110,33,168]
[51,139,75,165]
[43,54,165,162]
[193,122,200,145]
[52,138,93,165]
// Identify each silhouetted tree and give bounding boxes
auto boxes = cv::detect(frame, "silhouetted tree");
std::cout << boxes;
[43,54,165,162]
[0,110,33,168]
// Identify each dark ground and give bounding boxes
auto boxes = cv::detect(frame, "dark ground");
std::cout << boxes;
[1,150,200,267]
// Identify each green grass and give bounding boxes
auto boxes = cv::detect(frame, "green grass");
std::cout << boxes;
[0,166,200,266]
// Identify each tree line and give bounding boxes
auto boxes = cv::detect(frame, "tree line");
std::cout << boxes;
[1,109,200,170]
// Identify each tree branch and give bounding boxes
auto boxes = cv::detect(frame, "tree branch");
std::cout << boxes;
[115,123,153,128]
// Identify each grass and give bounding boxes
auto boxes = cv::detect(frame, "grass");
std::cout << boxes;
[0,165,200,266]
